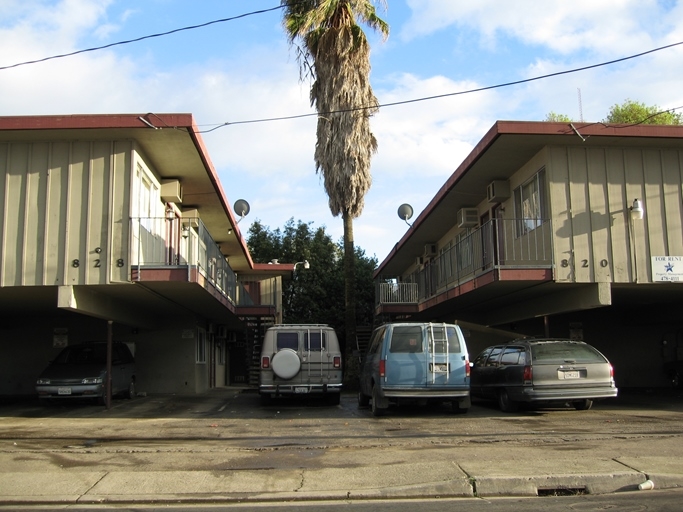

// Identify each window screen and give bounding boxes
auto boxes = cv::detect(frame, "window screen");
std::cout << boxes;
[276,332,299,351]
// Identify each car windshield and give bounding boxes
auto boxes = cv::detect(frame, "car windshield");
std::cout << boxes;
[532,342,606,364]
[54,345,107,365]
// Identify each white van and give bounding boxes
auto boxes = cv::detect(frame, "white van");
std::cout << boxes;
[259,324,343,405]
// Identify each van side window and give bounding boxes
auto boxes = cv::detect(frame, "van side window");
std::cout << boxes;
[367,328,385,355]
[305,332,326,351]
[276,332,299,350]
[390,326,423,353]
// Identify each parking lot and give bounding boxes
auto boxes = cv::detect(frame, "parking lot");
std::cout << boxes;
[1,388,683,504]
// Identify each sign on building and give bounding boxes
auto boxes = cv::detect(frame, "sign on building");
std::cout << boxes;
[651,256,683,282]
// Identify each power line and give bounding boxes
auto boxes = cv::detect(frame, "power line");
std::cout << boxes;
[0,4,288,71]
[197,40,683,132]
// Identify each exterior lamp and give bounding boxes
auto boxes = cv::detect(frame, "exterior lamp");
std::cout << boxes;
[181,224,190,239]
[293,260,310,271]
[165,206,175,220]
[630,198,644,220]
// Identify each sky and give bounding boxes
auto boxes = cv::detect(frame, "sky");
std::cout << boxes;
[1,0,683,264]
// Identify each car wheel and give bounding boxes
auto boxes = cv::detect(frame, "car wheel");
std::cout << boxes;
[125,380,135,400]
[371,384,387,417]
[358,390,370,408]
[574,399,593,410]
[669,370,681,389]
[497,389,518,413]
[326,393,341,406]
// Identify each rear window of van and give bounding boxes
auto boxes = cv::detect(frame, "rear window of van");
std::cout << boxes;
[276,332,299,350]
[304,332,326,351]
[390,326,423,353]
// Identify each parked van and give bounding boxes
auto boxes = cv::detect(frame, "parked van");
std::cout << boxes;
[259,324,342,405]
[358,322,470,416]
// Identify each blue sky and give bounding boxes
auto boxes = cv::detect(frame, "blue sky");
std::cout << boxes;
[2,0,683,263]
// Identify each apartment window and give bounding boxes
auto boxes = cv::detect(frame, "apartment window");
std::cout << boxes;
[514,167,547,236]
[196,328,207,363]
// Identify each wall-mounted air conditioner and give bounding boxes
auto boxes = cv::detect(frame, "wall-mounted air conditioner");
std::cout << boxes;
[161,179,183,203]
[487,180,510,203]
[182,208,200,227]
[457,208,479,228]
[217,325,228,339]
[415,256,424,266]
[424,243,437,257]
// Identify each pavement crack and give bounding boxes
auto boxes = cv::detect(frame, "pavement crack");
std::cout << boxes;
[296,469,305,492]
[77,471,108,502]
[456,463,477,497]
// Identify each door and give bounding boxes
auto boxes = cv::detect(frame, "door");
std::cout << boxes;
[384,325,426,388]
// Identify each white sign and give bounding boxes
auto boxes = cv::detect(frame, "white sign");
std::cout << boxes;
[651,256,683,282]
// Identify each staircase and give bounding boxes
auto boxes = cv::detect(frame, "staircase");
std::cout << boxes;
[244,316,275,387]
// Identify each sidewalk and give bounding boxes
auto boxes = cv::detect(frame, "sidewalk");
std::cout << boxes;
[1,455,682,504]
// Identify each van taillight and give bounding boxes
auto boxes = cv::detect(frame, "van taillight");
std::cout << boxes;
[465,359,470,378]
[333,356,341,369]
[379,359,386,378]
[261,356,270,369]
[609,365,614,379]
[523,365,532,383]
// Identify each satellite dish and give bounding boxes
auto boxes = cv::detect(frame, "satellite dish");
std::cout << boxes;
[398,204,413,226]
[233,199,250,223]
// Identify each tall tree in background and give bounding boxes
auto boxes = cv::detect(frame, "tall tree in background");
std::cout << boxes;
[247,219,377,375]
[281,0,389,374]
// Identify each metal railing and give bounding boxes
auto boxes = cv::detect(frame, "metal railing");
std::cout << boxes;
[131,216,238,301]
[377,218,553,305]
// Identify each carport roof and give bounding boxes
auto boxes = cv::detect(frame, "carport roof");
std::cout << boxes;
[375,120,683,277]
[0,113,291,275]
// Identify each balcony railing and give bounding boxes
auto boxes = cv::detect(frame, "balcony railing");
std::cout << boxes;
[130,216,278,308]
[378,218,553,305]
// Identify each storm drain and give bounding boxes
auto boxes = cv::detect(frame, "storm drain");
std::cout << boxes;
[537,486,587,497]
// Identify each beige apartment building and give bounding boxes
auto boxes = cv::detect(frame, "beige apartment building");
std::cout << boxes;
[0,114,289,397]
[375,121,683,388]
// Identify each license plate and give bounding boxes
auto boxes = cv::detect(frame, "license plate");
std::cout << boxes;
[57,387,72,395]
[563,371,580,379]
[431,364,449,372]
[294,387,309,394]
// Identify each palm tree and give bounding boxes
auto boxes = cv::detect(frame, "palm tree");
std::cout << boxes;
[281,0,389,382]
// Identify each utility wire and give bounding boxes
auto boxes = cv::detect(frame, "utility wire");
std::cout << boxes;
[197,40,683,133]
[0,4,289,71]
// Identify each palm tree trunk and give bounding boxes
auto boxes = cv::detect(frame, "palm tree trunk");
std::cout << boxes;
[343,209,358,387]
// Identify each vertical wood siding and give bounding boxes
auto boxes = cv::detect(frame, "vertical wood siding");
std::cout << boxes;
[549,145,683,284]
[0,140,132,287]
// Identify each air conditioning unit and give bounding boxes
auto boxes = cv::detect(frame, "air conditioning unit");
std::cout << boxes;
[160,179,183,203]
[207,323,215,334]
[415,256,424,266]
[487,180,510,203]
[217,325,228,339]
[457,208,479,228]
[182,208,200,227]
[424,243,437,257]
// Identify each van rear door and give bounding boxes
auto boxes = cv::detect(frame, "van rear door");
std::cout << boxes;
[427,325,466,388]
[383,325,427,388]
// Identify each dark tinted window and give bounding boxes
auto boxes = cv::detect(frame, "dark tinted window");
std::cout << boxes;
[531,342,606,364]
[484,347,503,366]
[54,344,107,364]
[304,332,326,351]
[276,332,299,350]
[390,326,423,353]
[367,327,386,355]
[473,349,491,366]
[500,347,524,365]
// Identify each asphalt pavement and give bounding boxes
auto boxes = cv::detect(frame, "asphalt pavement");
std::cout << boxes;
[0,388,682,505]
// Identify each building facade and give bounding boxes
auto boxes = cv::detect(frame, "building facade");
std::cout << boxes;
[375,121,683,388]
[0,114,290,397]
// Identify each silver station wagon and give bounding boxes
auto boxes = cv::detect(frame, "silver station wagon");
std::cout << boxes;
[470,338,618,412]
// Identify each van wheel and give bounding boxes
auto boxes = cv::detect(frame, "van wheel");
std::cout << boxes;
[371,384,387,417]
[573,399,593,410]
[497,389,518,413]
[358,391,370,408]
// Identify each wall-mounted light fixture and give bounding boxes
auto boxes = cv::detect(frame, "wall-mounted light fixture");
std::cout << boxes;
[165,206,175,220]
[293,260,310,271]
[630,198,644,220]
[181,224,190,239]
